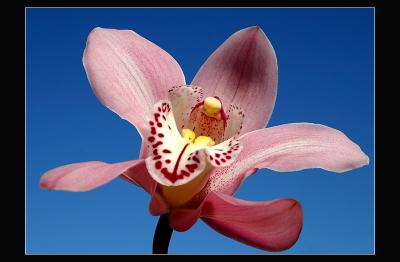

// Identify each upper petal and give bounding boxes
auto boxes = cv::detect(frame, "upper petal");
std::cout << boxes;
[199,123,369,197]
[192,26,278,134]
[83,28,185,136]
[40,159,145,192]
[201,192,303,252]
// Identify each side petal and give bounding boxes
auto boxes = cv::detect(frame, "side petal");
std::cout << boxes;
[40,160,144,192]
[224,104,245,140]
[201,192,303,252]
[168,85,204,130]
[192,26,277,134]
[83,27,185,136]
[205,137,243,167]
[205,123,369,196]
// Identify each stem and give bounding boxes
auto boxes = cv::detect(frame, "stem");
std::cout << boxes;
[152,214,173,254]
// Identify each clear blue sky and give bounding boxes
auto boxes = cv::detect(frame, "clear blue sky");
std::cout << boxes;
[26,8,374,254]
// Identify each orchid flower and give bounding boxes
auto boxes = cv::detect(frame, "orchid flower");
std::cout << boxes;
[40,26,369,253]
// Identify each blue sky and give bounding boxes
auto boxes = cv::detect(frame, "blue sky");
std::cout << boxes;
[26,8,374,254]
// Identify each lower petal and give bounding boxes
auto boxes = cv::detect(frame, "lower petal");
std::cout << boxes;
[201,192,303,252]
[121,163,169,215]
[121,160,157,194]
[40,160,144,192]
[169,207,203,232]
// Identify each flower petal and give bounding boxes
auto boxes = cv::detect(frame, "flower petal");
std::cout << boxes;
[149,191,169,216]
[192,26,277,134]
[40,160,144,192]
[121,162,169,215]
[169,207,203,232]
[168,85,204,130]
[144,100,207,186]
[201,192,303,252]
[121,160,157,194]
[83,27,185,136]
[203,123,369,196]
[224,104,244,140]
[205,137,242,167]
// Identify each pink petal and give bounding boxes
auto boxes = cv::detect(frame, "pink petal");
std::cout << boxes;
[121,160,157,194]
[149,192,169,216]
[205,137,243,168]
[121,161,169,216]
[169,207,203,232]
[40,160,144,192]
[204,123,369,196]
[83,27,185,136]
[201,192,303,252]
[224,104,245,140]
[192,26,277,134]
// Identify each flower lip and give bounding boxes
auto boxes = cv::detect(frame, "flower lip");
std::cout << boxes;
[144,99,242,188]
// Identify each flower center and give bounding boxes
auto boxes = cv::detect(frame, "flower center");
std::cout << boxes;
[182,128,216,147]
[144,86,244,208]
[202,97,222,117]
[188,96,227,144]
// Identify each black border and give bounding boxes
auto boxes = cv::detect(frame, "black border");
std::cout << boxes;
[23,0,376,7]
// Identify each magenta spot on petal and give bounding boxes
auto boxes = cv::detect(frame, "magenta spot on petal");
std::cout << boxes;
[155,161,162,169]
[165,159,171,164]
[226,156,231,160]
[162,149,172,154]
[221,158,226,163]
[149,121,154,126]
[157,123,163,128]
[152,141,163,148]
[148,137,155,143]
[186,164,198,173]
[181,170,190,177]
[192,156,200,163]
[154,113,160,122]
[158,133,165,138]
[215,160,220,165]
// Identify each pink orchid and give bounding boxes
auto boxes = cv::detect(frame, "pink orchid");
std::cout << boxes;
[40,26,369,253]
